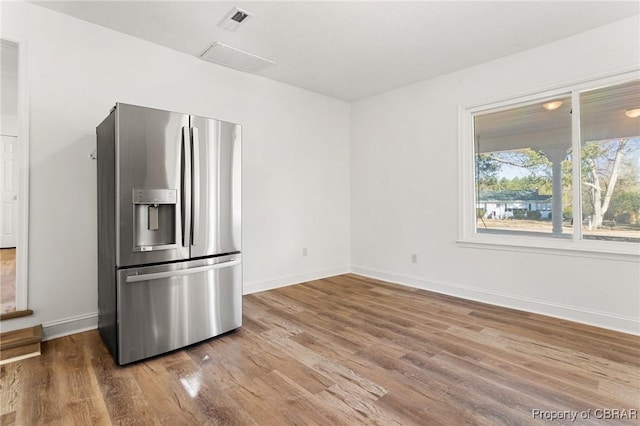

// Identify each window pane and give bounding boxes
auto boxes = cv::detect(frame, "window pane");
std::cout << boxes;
[580,80,640,243]
[474,96,572,238]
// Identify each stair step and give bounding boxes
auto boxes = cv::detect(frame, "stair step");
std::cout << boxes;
[0,324,42,364]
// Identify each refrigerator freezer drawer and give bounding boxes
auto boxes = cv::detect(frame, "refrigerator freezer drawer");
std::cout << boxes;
[116,255,242,365]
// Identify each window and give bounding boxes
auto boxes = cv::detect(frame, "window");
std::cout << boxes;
[474,94,573,238]
[580,81,640,243]
[460,74,640,257]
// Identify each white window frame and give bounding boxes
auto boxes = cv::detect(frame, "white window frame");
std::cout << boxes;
[458,69,640,262]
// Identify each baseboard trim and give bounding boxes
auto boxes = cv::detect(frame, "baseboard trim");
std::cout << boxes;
[42,312,98,341]
[40,267,352,340]
[243,266,351,295]
[351,265,640,336]
[38,264,637,340]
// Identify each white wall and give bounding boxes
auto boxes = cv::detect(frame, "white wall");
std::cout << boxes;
[1,2,351,337]
[351,15,640,335]
[1,2,637,339]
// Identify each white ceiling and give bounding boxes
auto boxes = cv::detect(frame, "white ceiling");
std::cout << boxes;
[32,1,640,102]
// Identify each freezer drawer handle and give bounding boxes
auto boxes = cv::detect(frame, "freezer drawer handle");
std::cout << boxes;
[125,259,241,283]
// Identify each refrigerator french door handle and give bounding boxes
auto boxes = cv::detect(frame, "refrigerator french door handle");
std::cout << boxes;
[125,259,241,283]
[191,127,200,246]
[181,126,192,247]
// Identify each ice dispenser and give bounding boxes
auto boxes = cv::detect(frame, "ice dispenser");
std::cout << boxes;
[132,189,177,251]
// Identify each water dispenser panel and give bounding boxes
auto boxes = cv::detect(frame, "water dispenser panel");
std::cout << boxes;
[132,189,177,251]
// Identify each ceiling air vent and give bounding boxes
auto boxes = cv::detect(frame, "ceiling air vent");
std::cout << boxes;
[219,7,252,31]
[200,42,275,74]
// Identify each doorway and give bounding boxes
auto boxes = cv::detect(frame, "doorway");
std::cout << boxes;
[1,38,28,316]
[1,248,16,313]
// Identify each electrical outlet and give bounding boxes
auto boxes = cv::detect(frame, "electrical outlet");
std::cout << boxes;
[302,247,308,257]
[411,253,417,264]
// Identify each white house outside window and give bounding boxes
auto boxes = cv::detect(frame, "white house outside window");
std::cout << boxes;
[460,74,640,259]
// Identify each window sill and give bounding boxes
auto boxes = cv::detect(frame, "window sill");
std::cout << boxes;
[457,234,640,262]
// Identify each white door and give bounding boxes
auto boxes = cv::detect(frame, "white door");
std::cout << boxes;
[0,135,18,248]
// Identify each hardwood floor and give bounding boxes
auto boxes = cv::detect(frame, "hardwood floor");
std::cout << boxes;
[0,248,16,314]
[1,274,638,425]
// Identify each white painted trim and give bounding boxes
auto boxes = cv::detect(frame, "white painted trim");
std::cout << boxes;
[458,104,476,243]
[243,266,350,295]
[456,238,640,262]
[571,90,582,243]
[458,68,640,260]
[42,312,98,341]
[351,264,640,336]
[16,35,29,311]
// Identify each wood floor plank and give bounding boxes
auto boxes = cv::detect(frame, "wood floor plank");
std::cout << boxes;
[14,338,63,424]
[1,274,638,425]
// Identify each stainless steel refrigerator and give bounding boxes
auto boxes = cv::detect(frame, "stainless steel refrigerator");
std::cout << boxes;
[97,103,242,365]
